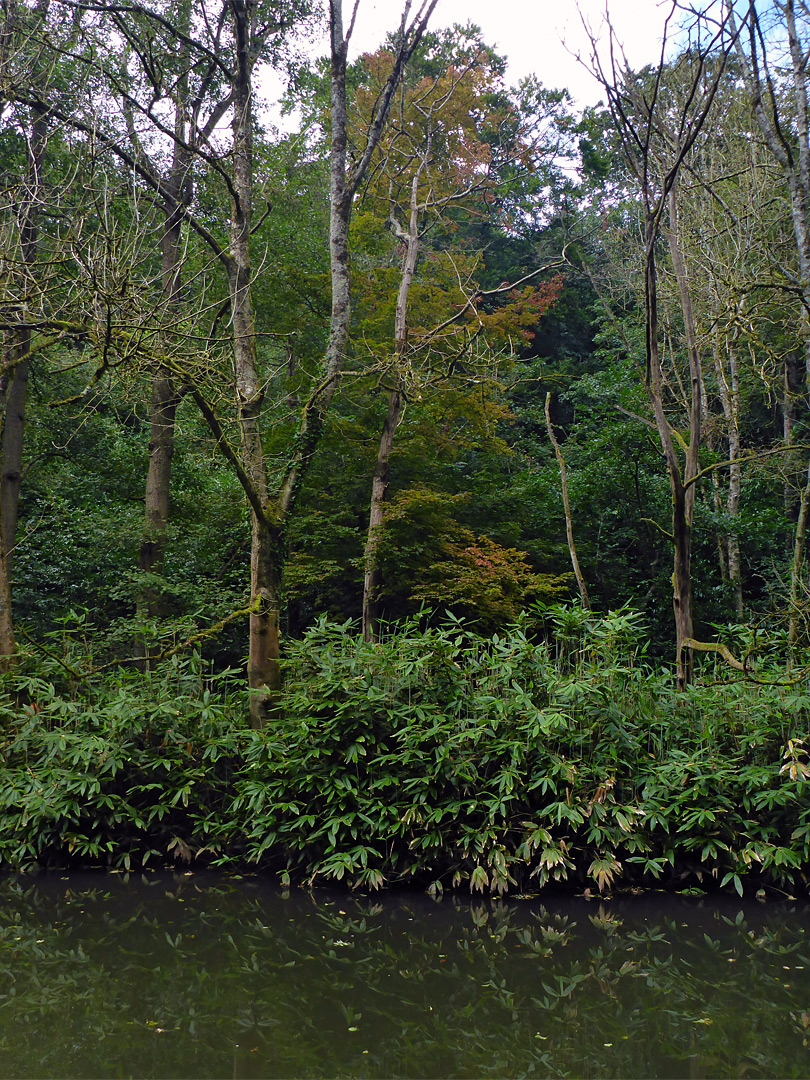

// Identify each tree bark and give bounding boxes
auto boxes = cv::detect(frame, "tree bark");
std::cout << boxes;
[1,49,47,579]
[666,186,704,685]
[641,191,701,689]
[136,202,184,616]
[139,375,180,583]
[643,212,695,689]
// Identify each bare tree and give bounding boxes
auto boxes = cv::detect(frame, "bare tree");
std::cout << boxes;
[729,0,810,646]
[585,3,739,685]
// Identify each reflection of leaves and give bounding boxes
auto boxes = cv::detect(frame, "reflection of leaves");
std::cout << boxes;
[1,878,810,1078]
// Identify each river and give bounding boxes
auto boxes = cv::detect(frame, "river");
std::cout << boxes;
[1,872,808,1078]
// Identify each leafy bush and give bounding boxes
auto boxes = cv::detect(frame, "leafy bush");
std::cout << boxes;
[1,609,808,897]
[0,651,245,870]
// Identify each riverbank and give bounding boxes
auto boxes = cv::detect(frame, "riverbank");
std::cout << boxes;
[1,614,808,897]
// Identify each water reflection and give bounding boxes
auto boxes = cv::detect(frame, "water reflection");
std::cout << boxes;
[0,873,808,1078]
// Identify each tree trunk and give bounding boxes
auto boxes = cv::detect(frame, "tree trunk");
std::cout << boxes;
[666,186,702,686]
[362,387,404,641]
[137,208,184,600]
[1,79,47,573]
[361,167,423,641]
[644,203,698,690]
[228,0,280,727]
[672,482,694,688]
[137,4,190,616]
[0,345,16,665]
[544,392,590,611]
[250,514,283,710]
[790,461,810,648]
[0,23,49,663]
[784,349,802,521]
[1,348,28,570]
[712,325,743,618]
[139,374,180,584]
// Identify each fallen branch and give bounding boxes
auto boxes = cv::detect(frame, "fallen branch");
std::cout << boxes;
[683,637,744,671]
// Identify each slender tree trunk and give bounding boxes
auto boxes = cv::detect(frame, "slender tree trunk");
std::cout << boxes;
[1,347,28,570]
[362,168,423,641]
[544,392,590,611]
[362,388,404,641]
[790,461,810,648]
[1,86,47,580]
[137,5,190,614]
[139,374,180,583]
[671,483,694,688]
[784,349,802,521]
[0,23,48,663]
[250,513,283,710]
[228,0,281,727]
[726,357,743,619]
[137,211,184,595]
[0,345,16,664]
[645,202,698,689]
[712,325,743,617]
[667,186,703,687]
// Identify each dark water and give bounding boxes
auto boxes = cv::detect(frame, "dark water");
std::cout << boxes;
[1,873,809,1079]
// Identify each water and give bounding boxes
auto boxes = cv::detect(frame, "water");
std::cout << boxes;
[1,872,809,1078]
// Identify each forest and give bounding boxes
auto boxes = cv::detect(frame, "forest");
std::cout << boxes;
[0,0,809,897]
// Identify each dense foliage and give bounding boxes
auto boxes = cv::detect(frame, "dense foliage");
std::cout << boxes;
[2,613,808,895]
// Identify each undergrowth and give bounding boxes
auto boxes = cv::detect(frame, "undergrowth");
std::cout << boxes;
[1,607,808,897]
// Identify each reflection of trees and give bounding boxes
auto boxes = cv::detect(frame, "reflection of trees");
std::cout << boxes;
[0,876,808,1078]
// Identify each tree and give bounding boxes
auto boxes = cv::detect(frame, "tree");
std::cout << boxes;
[730,0,810,646]
[348,30,564,639]
[585,6,740,685]
[2,0,439,722]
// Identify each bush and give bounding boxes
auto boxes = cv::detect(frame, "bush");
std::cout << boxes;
[1,609,808,897]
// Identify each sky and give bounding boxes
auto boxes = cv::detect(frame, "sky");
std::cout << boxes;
[262,0,674,132]
[331,0,672,107]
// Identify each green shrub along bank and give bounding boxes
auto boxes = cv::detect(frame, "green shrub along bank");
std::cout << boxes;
[1,610,809,897]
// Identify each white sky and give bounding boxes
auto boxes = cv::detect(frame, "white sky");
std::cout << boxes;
[262,1,673,131]
[336,0,672,107]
